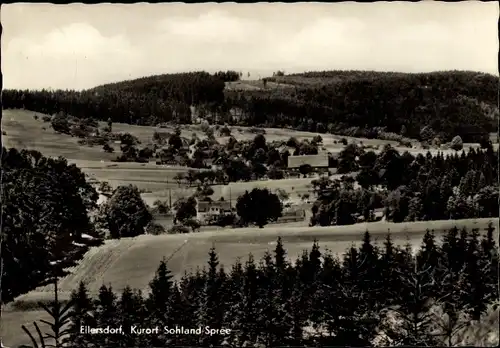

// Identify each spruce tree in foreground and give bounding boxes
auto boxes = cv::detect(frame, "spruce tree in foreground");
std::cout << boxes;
[66,281,95,348]
[93,285,119,347]
[199,247,226,346]
[146,259,176,346]
[47,226,500,348]
[382,255,440,346]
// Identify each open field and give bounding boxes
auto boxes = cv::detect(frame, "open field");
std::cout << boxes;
[2,109,117,161]
[141,175,332,206]
[2,217,498,347]
[10,217,499,302]
[4,109,489,163]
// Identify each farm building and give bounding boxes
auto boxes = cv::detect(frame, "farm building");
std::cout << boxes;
[196,200,232,223]
[287,153,329,169]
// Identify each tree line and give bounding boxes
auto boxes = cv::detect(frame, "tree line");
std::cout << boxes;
[311,144,499,226]
[25,226,499,347]
[3,70,497,142]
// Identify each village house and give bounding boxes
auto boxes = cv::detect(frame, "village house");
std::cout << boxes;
[196,200,233,224]
[204,156,225,171]
[287,153,330,170]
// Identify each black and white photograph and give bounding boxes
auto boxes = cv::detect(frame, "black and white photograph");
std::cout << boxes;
[1,1,499,347]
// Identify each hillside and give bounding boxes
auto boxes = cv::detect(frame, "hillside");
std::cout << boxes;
[3,218,497,347]
[2,70,497,143]
[10,217,497,303]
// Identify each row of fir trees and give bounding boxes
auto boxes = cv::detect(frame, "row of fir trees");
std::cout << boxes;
[28,225,499,347]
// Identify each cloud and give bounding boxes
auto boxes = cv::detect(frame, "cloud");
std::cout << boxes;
[2,3,497,90]
[157,10,264,45]
[3,22,143,90]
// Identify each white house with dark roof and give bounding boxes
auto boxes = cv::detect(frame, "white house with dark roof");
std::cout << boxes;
[196,200,232,223]
[287,153,330,169]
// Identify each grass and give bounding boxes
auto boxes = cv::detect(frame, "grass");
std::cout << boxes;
[9,217,498,302]
[142,176,324,206]
[4,109,490,194]
[2,217,498,347]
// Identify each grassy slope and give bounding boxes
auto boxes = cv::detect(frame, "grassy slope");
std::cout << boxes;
[2,218,498,347]
[3,109,490,193]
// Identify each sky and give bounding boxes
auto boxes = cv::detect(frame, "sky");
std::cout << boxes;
[2,2,498,91]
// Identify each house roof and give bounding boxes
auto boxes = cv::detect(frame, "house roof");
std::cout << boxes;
[198,200,232,213]
[287,154,329,169]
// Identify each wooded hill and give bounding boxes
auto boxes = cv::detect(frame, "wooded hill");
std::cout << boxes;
[3,70,498,142]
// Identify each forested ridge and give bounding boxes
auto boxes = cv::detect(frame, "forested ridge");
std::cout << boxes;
[3,70,498,142]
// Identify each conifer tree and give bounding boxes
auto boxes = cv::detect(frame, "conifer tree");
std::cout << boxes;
[198,247,226,346]
[462,228,488,321]
[146,259,176,345]
[256,251,281,346]
[178,270,203,345]
[441,226,461,273]
[382,250,440,346]
[417,229,441,295]
[313,249,342,343]
[336,245,379,346]
[358,231,383,310]
[117,286,145,347]
[236,254,260,345]
[93,284,119,347]
[225,258,247,346]
[480,223,499,305]
[287,253,308,345]
[380,233,399,307]
[432,247,470,347]
[66,281,95,348]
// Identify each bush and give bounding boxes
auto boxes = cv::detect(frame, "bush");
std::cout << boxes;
[103,144,114,153]
[33,114,39,120]
[312,135,323,144]
[420,125,434,141]
[219,125,231,137]
[145,222,166,235]
[168,224,190,234]
[70,125,90,138]
[208,213,237,227]
[184,218,201,232]
[450,135,464,151]
[42,115,51,122]
[287,137,299,148]
[340,138,348,145]
[51,116,71,135]
[119,133,140,146]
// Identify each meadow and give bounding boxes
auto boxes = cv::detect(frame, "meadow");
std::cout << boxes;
[3,108,489,194]
[2,217,498,347]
